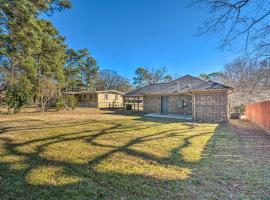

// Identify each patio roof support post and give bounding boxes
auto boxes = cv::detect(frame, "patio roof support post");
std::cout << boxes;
[133,97,135,111]
[137,97,139,111]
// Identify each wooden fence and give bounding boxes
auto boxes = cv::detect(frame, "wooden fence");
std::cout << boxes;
[246,100,270,132]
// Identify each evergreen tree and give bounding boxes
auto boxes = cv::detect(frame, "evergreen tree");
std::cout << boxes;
[133,67,149,88]
[64,48,81,91]
[34,20,67,111]
[64,49,99,91]
[0,0,71,111]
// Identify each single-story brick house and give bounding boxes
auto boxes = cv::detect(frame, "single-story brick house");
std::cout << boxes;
[124,75,233,122]
[65,90,124,108]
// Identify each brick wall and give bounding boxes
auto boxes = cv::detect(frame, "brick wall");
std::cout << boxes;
[144,95,192,114]
[144,96,161,113]
[143,92,229,122]
[168,95,192,114]
[194,92,228,122]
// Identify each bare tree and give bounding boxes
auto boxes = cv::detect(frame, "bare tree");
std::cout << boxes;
[147,66,168,84]
[97,69,132,93]
[133,66,170,87]
[193,0,270,58]
[207,58,270,106]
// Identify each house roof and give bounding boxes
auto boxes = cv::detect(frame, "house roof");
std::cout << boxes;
[125,75,232,97]
[64,90,124,95]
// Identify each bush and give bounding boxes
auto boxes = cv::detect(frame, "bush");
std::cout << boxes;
[234,104,245,115]
[55,95,66,111]
[55,95,78,111]
[66,95,77,110]
[5,77,33,113]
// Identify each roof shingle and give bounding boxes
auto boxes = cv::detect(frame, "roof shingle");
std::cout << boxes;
[125,75,232,97]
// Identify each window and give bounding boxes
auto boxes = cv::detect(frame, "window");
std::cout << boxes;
[104,94,108,100]
[115,94,118,100]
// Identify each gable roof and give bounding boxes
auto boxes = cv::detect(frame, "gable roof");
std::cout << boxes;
[125,75,232,97]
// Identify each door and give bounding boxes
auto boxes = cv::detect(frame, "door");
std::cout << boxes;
[161,96,169,114]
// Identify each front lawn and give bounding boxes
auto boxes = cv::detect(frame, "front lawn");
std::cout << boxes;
[0,108,269,199]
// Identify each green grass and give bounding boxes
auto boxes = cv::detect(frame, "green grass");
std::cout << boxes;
[0,108,269,199]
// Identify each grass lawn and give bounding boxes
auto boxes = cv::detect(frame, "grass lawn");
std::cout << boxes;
[0,108,269,199]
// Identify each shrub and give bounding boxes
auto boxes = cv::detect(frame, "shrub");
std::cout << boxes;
[55,95,66,111]
[234,104,246,115]
[66,95,77,110]
[5,77,33,113]
[55,95,78,111]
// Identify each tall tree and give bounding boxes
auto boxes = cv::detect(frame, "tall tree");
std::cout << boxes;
[0,0,71,110]
[0,1,71,84]
[0,0,71,79]
[133,67,149,88]
[133,66,171,87]
[83,54,99,90]
[97,69,132,93]
[64,48,99,91]
[147,66,168,84]
[64,48,81,91]
[193,0,270,58]
[34,20,67,111]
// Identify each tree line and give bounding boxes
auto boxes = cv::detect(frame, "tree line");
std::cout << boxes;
[0,0,171,113]
[199,58,270,108]
[0,0,133,113]
[1,0,269,113]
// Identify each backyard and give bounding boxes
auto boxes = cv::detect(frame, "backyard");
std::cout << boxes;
[0,108,269,199]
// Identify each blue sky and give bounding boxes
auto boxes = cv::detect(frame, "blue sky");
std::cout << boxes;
[48,0,236,80]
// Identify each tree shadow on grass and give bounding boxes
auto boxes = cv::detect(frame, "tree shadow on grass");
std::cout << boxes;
[0,117,220,199]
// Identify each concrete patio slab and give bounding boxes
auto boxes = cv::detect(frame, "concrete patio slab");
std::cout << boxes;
[144,113,193,121]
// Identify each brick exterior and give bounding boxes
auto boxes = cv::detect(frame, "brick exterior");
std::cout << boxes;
[194,92,228,122]
[168,95,192,114]
[144,95,192,114]
[143,92,229,122]
[144,96,161,113]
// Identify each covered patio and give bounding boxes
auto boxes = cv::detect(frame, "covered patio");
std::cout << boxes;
[123,96,144,111]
